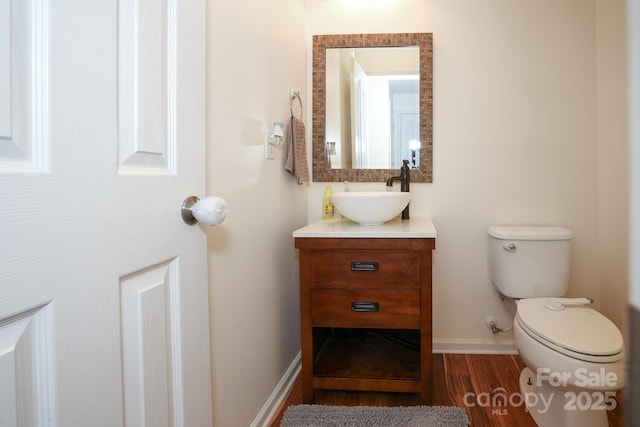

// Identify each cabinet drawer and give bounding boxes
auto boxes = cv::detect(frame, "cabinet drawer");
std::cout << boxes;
[311,289,420,329]
[310,250,419,288]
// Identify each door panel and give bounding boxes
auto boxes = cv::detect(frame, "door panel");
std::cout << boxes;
[118,0,175,173]
[0,0,49,172]
[0,304,55,426]
[120,259,181,427]
[0,0,211,426]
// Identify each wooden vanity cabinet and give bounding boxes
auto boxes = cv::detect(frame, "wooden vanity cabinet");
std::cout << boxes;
[294,237,435,404]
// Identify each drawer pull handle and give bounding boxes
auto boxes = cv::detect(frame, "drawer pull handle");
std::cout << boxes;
[351,301,379,312]
[350,261,379,272]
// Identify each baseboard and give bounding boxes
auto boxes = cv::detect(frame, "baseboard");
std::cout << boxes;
[251,351,301,427]
[433,338,518,355]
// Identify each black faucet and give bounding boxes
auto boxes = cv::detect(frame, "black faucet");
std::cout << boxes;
[385,159,410,220]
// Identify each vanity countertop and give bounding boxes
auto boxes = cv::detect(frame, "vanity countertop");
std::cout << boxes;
[293,217,437,239]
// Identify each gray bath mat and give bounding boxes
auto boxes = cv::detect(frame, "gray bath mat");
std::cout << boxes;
[281,404,470,426]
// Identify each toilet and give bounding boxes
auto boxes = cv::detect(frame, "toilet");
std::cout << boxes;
[488,226,625,427]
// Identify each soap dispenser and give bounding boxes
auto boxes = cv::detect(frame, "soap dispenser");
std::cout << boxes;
[322,185,334,220]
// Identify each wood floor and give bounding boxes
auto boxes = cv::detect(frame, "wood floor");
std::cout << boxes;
[269,354,625,426]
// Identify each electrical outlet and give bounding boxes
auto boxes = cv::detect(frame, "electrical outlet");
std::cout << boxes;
[264,129,275,160]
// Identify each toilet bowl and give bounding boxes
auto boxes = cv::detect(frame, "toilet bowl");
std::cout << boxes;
[514,299,625,427]
[487,227,625,427]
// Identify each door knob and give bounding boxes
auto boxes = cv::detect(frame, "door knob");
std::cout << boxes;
[181,196,228,226]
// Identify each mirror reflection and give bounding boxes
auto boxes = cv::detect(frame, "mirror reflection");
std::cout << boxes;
[325,46,420,170]
[312,33,433,183]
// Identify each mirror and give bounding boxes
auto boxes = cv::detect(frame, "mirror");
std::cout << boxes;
[312,33,433,183]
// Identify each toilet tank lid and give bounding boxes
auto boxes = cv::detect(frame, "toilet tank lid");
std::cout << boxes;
[488,226,573,240]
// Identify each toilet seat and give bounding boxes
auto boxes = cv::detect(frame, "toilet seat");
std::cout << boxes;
[516,298,624,363]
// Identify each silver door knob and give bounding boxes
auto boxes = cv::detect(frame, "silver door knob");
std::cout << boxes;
[181,196,228,226]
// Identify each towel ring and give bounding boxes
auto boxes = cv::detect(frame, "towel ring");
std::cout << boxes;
[290,91,303,119]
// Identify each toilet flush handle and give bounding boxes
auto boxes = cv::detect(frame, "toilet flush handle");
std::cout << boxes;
[503,243,517,252]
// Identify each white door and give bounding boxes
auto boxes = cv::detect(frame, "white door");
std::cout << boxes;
[350,57,369,169]
[0,0,212,426]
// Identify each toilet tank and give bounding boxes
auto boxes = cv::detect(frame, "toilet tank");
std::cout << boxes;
[488,226,573,299]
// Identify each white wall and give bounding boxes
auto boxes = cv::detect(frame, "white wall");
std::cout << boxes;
[628,0,640,313]
[206,1,308,425]
[627,0,640,416]
[306,0,629,351]
[596,0,629,339]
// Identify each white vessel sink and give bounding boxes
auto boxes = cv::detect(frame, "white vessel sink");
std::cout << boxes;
[331,191,411,225]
